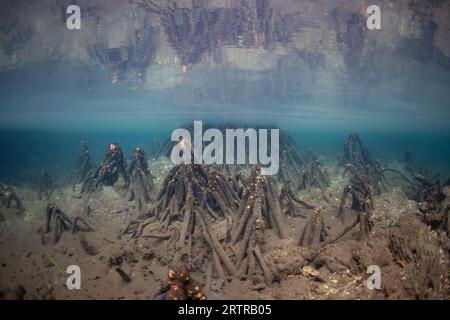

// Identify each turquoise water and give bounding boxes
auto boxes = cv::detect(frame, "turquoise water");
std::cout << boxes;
[1,116,449,185]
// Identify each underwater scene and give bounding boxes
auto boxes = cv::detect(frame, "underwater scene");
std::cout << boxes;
[0,0,449,301]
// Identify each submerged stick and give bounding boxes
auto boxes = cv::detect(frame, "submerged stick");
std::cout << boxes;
[264,181,289,239]
[324,217,359,246]
[116,268,132,282]
[197,212,237,276]
[212,250,226,279]
[143,233,171,240]
[253,245,273,285]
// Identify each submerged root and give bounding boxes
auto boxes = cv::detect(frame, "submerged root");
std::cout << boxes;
[127,148,155,214]
[72,217,94,233]
[280,182,315,218]
[338,165,374,218]
[81,143,129,197]
[232,166,289,241]
[150,164,239,224]
[0,184,25,213]
[70,140,93,189]
[277,132,310,191]
[341,133,387,193]
[326,210,372,245]
[332,167,374,243]
[298,207,329,247]
[122,166,283,286]
[38,171,63,201]
[41,202,93,244]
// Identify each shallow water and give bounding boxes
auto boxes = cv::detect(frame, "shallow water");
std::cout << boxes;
[1,119,449,185]
[0,0,449,301]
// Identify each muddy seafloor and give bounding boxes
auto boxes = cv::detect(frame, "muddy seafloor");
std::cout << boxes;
[0,157,449,300]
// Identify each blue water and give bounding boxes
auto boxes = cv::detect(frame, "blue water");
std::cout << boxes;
[1,61,449,185]
[1,115,449,186]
